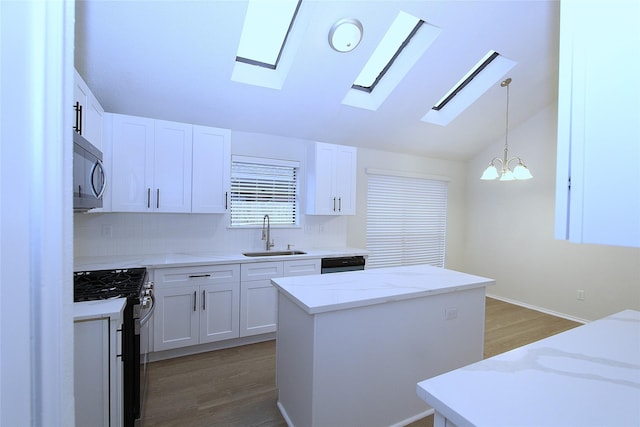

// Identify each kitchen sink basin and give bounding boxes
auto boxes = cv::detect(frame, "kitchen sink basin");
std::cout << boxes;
[243,250,307,257]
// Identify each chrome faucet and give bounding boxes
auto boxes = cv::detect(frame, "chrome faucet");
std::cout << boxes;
[262,214,274,251]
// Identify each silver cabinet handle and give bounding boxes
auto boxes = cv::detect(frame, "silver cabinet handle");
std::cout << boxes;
[202,290,206,310]
[333,197,336,212]
[338,197,342,212]
[147,188,151,208]
[193,291,196,312]
[156,189,160,209]
[189,274,211,278]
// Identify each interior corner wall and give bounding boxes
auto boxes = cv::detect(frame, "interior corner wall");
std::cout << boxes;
[347,147,468,271]
[464,103,640,322]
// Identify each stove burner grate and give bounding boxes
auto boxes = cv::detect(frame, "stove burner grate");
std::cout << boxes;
[73,268,147,302]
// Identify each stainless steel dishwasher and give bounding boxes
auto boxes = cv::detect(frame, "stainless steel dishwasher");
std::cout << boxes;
[320,256,366,273]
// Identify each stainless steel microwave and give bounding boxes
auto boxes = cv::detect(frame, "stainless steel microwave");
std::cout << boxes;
[73,132,106,211]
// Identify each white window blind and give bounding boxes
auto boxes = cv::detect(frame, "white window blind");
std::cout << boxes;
[366,172,448,268]
[230,157,298,227]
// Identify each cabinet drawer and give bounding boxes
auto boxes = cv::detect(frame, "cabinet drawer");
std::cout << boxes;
[283,259,321,276]
[241,261,283,281]
[155,264,240,287]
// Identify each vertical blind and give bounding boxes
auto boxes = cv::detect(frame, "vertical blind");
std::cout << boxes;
[366,172,448,268]
[230,158,298,227]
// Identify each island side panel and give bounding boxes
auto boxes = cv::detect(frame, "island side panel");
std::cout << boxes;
[276,292,316,426]
[311,287,486,427]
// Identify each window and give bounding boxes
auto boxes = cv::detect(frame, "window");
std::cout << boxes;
[366,170,448,268]
[351,13,424,93]
[421,50,517,126]
[235,0,301,70]
[230,156,299,227]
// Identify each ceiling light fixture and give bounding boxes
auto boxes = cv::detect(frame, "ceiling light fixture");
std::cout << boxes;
[480,78,533,181]
[329,18,363,53]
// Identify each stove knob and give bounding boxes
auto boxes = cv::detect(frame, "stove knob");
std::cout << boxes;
[142,295,152,309]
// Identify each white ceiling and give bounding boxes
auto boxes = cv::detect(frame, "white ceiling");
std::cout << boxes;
[75,0,560,161]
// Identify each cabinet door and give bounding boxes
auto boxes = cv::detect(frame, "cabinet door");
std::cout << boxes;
[153,120,193,212]
[555,0,640,247]
[73,71,89,136]
[73,69,104,150]
[110,114,155,211]
[316,142,338,215]
[74,319,109,427]
[200,282,240,343]
[240,279,278,337]
[192,125,231,213]
[153,285,199,351]
[307,142,357,215]
[283,258,321,276]
[334,145,357,215]
[84,94,104,151]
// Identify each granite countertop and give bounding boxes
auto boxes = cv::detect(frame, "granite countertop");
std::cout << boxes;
[74,247,369,271]
[416,309,640,427]
[271,264,494,314]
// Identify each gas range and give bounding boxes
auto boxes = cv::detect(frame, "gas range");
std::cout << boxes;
[73,267,153,427]
[73,268,147,302]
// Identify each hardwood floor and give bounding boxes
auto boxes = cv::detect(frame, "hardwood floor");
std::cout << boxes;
[142,297,580,427]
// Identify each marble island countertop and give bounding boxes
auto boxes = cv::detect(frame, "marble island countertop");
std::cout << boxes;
[74,247,368,271]
[271,264,494,314]
[416,309,640,427]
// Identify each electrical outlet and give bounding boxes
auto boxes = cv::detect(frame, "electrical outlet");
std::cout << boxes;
[445,307,458,320]
[101,224,113,237]
[577,289,585,301]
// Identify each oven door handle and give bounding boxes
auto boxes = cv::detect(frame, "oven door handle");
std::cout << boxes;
[139,294,156,327]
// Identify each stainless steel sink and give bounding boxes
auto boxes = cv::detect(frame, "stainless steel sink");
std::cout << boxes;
[242,250,307,257]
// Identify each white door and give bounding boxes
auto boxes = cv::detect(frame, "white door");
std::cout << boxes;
[191,125,231,213]
[334,145,357,215]
[153,285,199,351]
[110,114,155,211]
[153,120,193,212]
[240,279,278,337]
[200,282,240,343]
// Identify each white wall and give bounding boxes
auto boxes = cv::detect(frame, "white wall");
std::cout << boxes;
[464,103,640,321]
[74,131,469,269]
[75,131,349,257]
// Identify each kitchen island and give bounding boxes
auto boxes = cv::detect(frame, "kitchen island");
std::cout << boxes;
[271,264,494,427]
[416,309,640,427]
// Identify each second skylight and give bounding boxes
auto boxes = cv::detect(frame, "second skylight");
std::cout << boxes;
[352,11,423,92]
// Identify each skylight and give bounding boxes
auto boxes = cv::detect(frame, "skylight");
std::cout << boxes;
[431,51,500,110]
[342,12,441,111]
[422,51,517,126]
[235,0,301,70]
[352,12,423,92]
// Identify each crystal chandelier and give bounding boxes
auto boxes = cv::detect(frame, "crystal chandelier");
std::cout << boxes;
[480,78,533,181]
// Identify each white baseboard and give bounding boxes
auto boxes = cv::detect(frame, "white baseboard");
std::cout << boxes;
[149,333,276,362]
[486,293,588,324]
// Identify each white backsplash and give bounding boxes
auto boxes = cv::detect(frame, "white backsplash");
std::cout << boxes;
[74,212,348,257]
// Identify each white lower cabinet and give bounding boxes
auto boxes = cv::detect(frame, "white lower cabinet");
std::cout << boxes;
[240,259,321,337]
[153,264,240,351]
[152,259,322,352]
[240,262,283,337]
[74,314,123,427]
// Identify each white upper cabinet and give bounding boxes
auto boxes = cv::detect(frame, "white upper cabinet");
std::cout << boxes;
[191,126,231,213]
[73,69,104,150]
[109,114,193,212]
[306,142,357,215]
[153,120,193,212]
[555,0,640,248]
